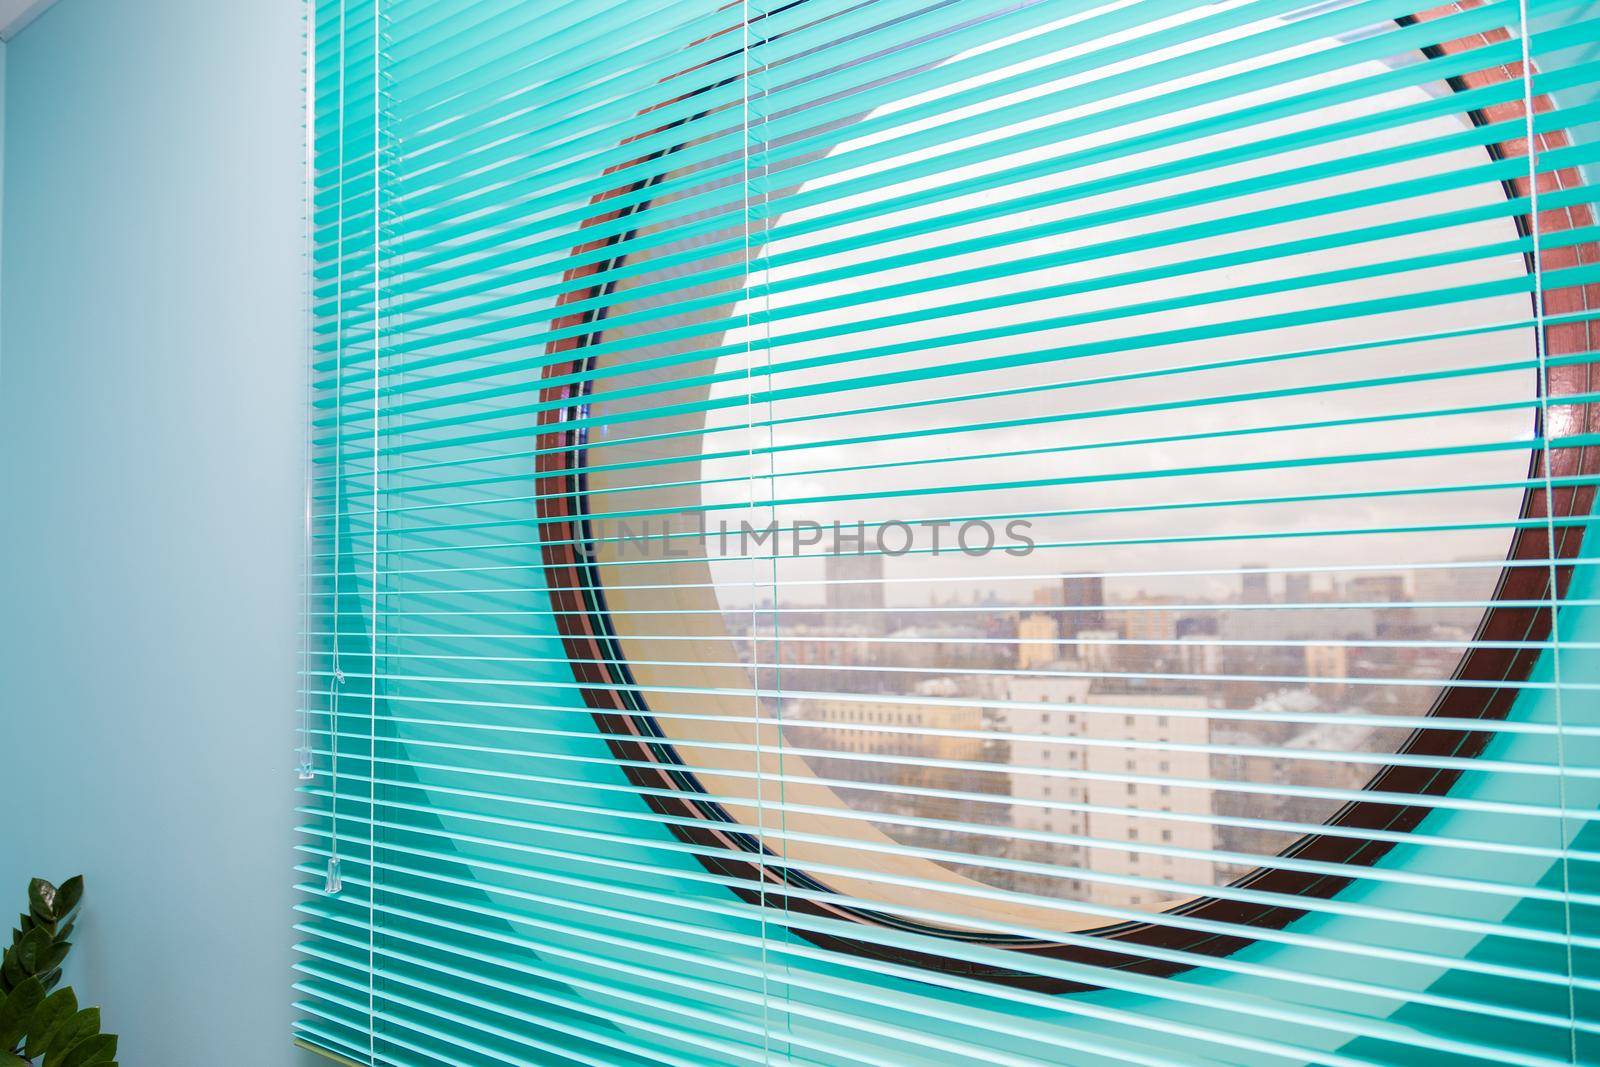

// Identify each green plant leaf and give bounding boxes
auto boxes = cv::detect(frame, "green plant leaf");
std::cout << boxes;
[2,948,26,991]
[42,1007,97,1066]
[58,1033,115,1067]
[37,942,70,976]
[50,881,82,926]
[15,926,51,975]
[26,881,55,924]
[0,975,45,1052]
[26,987,76,1059]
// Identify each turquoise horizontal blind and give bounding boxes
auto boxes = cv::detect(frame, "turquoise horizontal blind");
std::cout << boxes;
[294,1,1600,1064]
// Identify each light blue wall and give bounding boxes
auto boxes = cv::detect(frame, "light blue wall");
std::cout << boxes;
[0,2,319,1063]
[2,3,1597,1065]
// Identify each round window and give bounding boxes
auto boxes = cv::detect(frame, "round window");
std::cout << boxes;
[537,9,1596,986]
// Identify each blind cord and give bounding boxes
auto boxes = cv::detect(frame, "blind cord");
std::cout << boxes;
[297,0,318,784]
[324,0,348,901]
[367,2,385,1061]
[1519,0,1579,1057]
[738,6,773,1060]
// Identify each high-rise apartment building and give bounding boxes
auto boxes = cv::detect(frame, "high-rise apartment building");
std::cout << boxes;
[1060,574,1106,635]
[996,674,1218,912]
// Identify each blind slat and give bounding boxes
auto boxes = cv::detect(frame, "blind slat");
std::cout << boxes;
[297,0,1600,1062]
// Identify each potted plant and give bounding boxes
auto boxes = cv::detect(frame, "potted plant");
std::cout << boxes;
[0,877,116,1066]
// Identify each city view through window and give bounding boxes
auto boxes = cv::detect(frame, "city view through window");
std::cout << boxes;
[717,554,1503,915]
[587,18,1540,930]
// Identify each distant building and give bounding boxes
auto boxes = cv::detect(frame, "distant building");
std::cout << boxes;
[1344,574,1414,646]
[825,552,886,630]
[790,691,983,761]
[1209,713,1380,878]
[1179,634,1222,676]
[1060,574,1106,635]
[1303,643,1349,698]
[881,624,1007,673]
[1016,613,1062,670]
[997,673,1218,912]
[1239,565,1270,605]
[1404,562,1498,640]
[785,684,993,825]
[1346,574,1408,603]
[1111,601,1178,644]
[1106,598,1180,674]
[1220,607,1376,643]
[1069,628,1122,673]
[1282,572,1312,605]
[1412,562,1489,605]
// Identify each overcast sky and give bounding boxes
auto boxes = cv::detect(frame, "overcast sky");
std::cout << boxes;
[689,19,1535,608]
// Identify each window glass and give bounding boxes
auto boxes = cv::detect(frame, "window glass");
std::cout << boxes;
[581,16,1535,932]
